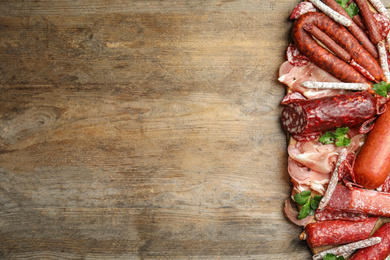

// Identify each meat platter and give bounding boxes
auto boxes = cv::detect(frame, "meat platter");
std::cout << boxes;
[280,0,390,258]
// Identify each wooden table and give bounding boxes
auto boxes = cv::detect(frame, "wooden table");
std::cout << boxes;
[0,0,330,258]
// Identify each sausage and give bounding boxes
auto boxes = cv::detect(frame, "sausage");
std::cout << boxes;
[327,185,390,217]
[321,0,378,58]
[281,91,376,135]
[292,12,385,83]
[355,0,383,44]
[302,23,351,62]
[304,217,378,248]
[350,222,390,260]
[354,105,390,189]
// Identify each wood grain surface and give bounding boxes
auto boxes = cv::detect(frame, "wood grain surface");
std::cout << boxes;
[0,0,330,259]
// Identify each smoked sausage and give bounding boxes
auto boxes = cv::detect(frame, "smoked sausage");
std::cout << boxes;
[350,222,390,260]
[354,105,390,189]
[282,91,376,135]
[292,12,385,83]
[321,0,379,58]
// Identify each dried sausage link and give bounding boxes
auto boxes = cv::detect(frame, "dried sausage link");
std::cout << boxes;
[293,12,385,83]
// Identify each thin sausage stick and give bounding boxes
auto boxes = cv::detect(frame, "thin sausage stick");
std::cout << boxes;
[308,0,352,27]
[368,0,390,19]
[350,59,376,82]
[355,0,383,44]
[321,0,378,58]
[301,81,370,91]
[318,148,347,210]
[378,40,390,83]
[303,23,351,62]
[312,237,382,260]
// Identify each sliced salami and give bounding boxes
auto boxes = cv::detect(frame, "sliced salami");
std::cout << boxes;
[290,2,317,19]
[286,43,309,67]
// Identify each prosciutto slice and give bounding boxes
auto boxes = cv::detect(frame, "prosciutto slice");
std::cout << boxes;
[279,61,344,99]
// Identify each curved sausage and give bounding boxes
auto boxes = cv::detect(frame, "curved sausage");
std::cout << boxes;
[350,222,390,260]
[292,12,385,83]
[354,105,390,189]
[282,91,376,135]
[304,217,378,248]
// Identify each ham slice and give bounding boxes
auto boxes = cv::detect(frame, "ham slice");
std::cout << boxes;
[287,132,364,196]
[288,157,330,195]
[279,61,344,99]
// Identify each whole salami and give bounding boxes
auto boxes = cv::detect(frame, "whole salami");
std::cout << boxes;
[304,217,378,248]
[327,185,390,218]
[282,91,376,135]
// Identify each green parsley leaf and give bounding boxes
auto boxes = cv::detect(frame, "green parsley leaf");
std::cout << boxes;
[294,190,311,205]
[345,3,359,18]
[294,191,323,219]
[310,195,322,210]
[324,253,345,260]
[298,202,311,220]
[335,0,348,8]
[320,127,351,147]
[336,0,359,18]
[319,132,336,145]
[373,81,390,97]
[335,136,351,147]
[335,127,349,136]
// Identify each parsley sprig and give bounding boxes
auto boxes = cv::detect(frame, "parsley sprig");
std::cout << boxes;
[294,190,322,219]
[373,81,390,97]
[319,127,351,147]
[324,253,345,260]
[336,0,359,18]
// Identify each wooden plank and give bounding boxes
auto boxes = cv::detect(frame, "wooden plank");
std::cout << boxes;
[0,0,312,259]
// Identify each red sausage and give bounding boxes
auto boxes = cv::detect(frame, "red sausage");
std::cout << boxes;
[282,91,376,135]
[304,217,378,248]
[350,223,390,260]
[321,0,378,58]
[293,12,384,83]
[354,106,390,189]
[303,23,351,62]
[355,0,383,45]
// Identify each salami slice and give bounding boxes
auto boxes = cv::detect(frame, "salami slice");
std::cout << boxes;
[281,91,376,135]
[304,217,378,248]
[290,2,317,19]
[286,43,309,67]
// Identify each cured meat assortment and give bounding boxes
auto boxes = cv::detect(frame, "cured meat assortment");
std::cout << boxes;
[280,0,390,258]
